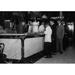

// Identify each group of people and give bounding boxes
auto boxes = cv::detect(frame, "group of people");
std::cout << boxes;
[0,18,65,59]
[39,19,65,58]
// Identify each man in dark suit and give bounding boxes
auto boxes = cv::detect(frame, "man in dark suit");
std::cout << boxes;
[56,20,65,54]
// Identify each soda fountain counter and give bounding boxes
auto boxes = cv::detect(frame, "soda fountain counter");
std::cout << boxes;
[0,33,44,60]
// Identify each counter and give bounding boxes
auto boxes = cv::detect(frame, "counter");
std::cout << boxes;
[0,33,44,60]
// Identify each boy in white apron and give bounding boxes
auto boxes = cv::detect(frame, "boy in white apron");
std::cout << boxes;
[44,22,52,58]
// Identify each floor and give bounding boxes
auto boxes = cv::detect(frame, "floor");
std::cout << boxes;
[1,45,75,64]
[35,46,75,63]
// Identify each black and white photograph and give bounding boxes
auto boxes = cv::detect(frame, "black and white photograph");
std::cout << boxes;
[0,0,75,75]
[0,11,74,63]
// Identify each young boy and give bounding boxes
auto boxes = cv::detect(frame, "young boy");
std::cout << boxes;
[44,21,52,58]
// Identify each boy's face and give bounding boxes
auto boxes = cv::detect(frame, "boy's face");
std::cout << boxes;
[50,21,54,25]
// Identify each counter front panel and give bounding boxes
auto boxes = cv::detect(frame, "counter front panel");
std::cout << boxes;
[0,33,44,60]
[0,39,21,59]
[24,37,44,57]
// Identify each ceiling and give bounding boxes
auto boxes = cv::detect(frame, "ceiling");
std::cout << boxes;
[0,11,75,22]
